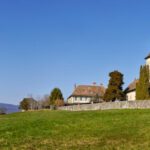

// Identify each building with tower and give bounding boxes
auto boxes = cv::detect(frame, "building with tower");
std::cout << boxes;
[145,53,150,67]
[125,53,150,101]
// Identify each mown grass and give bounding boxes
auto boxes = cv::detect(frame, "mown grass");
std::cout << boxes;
[1,109,150,150]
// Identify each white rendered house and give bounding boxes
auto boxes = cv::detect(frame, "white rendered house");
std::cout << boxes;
[125,79,138,101]
[67,84,105,104]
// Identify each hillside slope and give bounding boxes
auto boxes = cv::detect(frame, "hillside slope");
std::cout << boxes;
[0,110,150,149]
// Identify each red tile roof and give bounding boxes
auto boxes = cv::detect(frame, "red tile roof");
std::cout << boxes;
[69,85,106,98]
[125,79,138,93]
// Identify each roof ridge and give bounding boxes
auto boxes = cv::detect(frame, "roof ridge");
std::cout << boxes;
[145,53,150,59]
[77,85,105,87]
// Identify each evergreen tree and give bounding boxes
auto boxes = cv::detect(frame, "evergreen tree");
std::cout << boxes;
[136,66,142,100]
[20,98,30,111]
[136,65,150,100]
[49,88,64,105]
[103,71,125,102]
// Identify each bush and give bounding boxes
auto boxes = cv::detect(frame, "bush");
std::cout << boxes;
[0,107,7,115]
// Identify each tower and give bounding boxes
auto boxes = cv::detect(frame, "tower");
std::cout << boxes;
[145,53,150,67]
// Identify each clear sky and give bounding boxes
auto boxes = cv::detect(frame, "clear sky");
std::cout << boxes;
[0,0,150,104]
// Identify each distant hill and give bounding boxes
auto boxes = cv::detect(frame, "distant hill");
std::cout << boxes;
[0,103,20,114]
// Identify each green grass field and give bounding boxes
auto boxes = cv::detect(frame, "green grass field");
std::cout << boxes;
[1,110,150,150]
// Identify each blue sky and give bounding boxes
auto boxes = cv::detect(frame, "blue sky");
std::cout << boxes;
[0,0,150,104]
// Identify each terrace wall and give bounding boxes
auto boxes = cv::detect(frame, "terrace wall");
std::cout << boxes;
[58,100,150,111]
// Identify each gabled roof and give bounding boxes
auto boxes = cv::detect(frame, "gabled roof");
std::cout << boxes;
[125,79,138,93]
[68,85,106,98]
[145,53,150,60]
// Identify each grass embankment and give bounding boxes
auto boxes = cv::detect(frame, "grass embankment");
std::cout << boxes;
[1,109,150,150]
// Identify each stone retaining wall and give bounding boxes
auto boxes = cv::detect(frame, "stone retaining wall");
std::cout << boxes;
[58,100,150,111]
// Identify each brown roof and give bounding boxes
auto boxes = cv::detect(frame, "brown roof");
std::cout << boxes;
[69,85,106,98]
[125,79,138,93]
[145,53,150,59]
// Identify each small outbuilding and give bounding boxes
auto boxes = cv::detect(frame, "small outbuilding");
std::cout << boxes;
[125,79,138,101]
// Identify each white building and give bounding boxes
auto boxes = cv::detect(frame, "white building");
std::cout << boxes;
[125,79,138,101]
[125,53,150,101]
[67,84,105,104]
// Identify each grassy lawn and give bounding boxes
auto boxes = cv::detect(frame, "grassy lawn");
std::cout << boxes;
[1,109,150,150]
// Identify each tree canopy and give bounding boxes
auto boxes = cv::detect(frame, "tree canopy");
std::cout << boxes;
[136,65,150,100]
[49,88,64,105]
[103,70,125,102]
[20,98,37,111]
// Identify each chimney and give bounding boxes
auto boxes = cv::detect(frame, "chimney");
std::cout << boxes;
[74,84,77,89]
[93,82,96,86]
[100,83,103,86]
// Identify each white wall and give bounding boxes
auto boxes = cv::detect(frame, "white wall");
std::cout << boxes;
[67,97,74,103]
[67,96,91,104]
[127,91,136,101]
[146,58,150,66]
[59,100,150,111]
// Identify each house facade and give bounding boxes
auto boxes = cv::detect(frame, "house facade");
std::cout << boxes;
[125,53,150,101]
[125,79,138,101]
[67,84,105,104]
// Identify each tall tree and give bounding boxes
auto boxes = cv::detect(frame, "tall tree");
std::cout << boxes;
[136,65,150,100]
[20,98,30,111]
[49,88,64,105]
[103,71,125,102]
[20,98,38,111]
